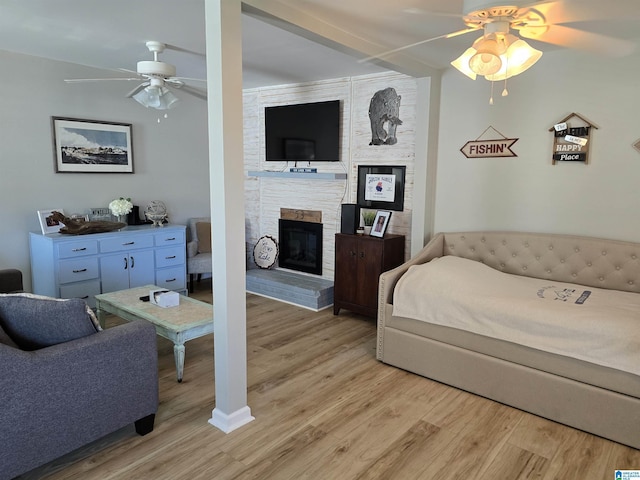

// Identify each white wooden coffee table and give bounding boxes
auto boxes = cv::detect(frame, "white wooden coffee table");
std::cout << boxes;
[95,285,214,382]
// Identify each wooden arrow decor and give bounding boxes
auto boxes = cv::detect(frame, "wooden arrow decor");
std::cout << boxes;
[460,126,518,159]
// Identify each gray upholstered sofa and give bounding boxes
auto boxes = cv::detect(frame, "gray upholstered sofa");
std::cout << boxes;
[378,231,640,449]
[0,294,159,479]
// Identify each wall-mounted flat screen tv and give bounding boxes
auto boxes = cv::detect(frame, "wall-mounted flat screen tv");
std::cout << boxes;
[265,100,340,162]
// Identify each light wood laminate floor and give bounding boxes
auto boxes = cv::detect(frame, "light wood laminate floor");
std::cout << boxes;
[20,281,640,479]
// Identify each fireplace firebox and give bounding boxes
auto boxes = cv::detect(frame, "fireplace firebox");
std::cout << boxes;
[278,219,323,275]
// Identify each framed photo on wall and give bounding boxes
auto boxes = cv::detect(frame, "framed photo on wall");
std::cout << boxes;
[37,209,65,234]
[356,165,406,211]
[51,117,134,173]
[370,210,391,237]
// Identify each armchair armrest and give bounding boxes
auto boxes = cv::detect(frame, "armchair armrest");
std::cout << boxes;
[187,240,198,258]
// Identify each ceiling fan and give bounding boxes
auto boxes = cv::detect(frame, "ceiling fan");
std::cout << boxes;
[362,0,636,96]
[65,41,207,110]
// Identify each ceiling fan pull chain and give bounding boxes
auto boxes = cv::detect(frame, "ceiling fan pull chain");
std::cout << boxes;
[502,58,510,97]
[489,80,495,105]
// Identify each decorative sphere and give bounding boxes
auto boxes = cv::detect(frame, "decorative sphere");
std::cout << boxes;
[145,201,167,216]
[145,201,168,227]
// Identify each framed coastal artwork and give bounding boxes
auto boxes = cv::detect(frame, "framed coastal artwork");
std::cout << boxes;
[51,117,134,173]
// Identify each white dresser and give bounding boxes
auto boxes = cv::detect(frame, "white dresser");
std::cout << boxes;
[29,224,187,307]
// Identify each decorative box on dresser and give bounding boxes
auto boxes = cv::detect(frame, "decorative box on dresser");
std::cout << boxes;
[333,233,405,318]
[29,224,187,308]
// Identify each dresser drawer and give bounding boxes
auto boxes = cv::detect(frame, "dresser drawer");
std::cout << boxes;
[155,230,185,247]
[59,279,101,309]
[155,247,186,268]
[59,257,99,284]
[57,240,98,258]
[100,234,154,253]
[156,266,186,291]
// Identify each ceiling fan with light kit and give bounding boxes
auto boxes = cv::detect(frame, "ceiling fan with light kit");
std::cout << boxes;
[65,41,207,110]
[363,0,637,102]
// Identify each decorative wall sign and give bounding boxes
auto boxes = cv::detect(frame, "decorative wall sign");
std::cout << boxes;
[253,235,278,269]
[460,126,518,158]
[368,87,402,146]
[548,113,598,165]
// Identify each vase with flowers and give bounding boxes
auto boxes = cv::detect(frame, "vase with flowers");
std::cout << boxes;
[109,197,133,224]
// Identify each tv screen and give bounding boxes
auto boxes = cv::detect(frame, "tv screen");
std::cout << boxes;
[265,100,340,162]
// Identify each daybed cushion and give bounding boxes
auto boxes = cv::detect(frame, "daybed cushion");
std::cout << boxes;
[392,255,640,377]
[0,294,101,350]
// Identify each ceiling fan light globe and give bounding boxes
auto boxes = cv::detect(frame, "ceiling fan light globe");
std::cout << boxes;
[469,51,502,75]
[485,39,542,81]
[451,47,478,80]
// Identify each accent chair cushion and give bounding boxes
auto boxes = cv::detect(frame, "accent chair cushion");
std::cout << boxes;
[0,293,101,351]
[196,221,212,254]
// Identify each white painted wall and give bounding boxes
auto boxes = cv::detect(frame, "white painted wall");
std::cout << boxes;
[434,48,640,242]
[243,72,417,278]
[0,50,211,290]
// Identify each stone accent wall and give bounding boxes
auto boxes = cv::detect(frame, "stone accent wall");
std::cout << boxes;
[244,72,417,279]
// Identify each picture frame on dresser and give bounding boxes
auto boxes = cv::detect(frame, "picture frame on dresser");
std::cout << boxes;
[51,117,134,173]
[37,208,65,234]
[370,210,391,237]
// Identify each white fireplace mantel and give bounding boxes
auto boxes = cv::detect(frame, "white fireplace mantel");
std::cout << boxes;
[248,170,347,180]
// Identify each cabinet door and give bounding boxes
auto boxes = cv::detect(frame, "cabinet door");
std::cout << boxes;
[356,238,384,309]
[128,249,155,288]
[334,235,359,304]
[100,250,155,292]
[100,253,131,293]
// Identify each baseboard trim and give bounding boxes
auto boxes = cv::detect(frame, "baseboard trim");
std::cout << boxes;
[208,406,254,433]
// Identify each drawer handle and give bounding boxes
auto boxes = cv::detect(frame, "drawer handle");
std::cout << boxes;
[165,278,176,283]
[72,268,87,273]
[72,247,87,252]
[165,237,176,241]
[359,252,366,259]
[122,241,135,246]
[166,255,176,259]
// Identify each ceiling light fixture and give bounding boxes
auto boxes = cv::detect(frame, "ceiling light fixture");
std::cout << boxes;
[132,77,179,110]
[451,20,542,103]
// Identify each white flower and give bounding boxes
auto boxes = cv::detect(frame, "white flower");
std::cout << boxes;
[109,197,133,216]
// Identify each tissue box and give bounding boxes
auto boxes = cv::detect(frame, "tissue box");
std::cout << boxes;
[150,289,179,308]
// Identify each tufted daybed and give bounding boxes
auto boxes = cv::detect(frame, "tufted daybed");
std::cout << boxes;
[377,231,640,449]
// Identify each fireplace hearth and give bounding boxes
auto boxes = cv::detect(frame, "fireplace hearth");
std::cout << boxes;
[278,218,323,275]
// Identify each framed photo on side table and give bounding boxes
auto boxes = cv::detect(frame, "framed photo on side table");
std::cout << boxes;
[38,209,65,234]
[370,210,391,237]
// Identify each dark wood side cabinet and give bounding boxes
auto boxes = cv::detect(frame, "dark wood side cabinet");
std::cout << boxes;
[333,233,405,318]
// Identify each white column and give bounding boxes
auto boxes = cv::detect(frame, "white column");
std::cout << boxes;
[205,0,254,433]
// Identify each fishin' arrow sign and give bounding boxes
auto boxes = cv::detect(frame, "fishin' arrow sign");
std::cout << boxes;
[460,126,518,158]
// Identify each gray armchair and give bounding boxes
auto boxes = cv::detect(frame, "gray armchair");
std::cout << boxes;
[187,217,212,293]
[0,297,158,479]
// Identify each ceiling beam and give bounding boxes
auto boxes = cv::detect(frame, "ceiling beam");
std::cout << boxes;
[241,0,441,79]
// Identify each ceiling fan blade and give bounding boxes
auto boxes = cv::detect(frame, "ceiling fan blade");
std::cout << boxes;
[519,24,636,57]
[358,27,480,63]
[172,84,208,101]
[170,76,207,83]
[522,0,640,25]
[64,77,141,83]
[125,82,150,98]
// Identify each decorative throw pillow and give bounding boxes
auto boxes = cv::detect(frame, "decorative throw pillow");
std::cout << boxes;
[196,221,212,253]
[0,293,101,351]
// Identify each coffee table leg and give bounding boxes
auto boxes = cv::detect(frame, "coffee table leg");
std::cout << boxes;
[174,343,185,383]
